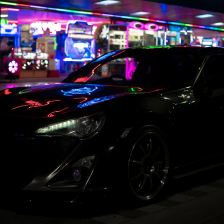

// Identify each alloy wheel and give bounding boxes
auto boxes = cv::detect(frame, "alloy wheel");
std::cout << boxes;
[128,131,169,200]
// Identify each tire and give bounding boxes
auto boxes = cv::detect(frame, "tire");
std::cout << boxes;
[120,125,169,202]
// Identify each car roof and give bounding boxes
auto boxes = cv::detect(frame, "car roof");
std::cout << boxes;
[132,45,224,51]
[121,46,224,57]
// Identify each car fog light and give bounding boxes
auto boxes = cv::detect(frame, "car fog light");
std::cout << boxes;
[73,169,81,182]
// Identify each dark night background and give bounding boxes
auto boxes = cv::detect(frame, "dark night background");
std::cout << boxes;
[145,0,224,13]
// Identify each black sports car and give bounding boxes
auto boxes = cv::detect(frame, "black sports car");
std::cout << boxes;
[1,46,224,203]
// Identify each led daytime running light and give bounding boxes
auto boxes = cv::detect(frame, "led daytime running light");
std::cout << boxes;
[36,112,104,137]
[37,120,76,133]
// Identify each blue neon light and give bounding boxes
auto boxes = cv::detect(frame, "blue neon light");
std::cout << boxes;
[78,95,117,108]
[61,86,98,96]
[89,50,121,64]
[0,24,17,35]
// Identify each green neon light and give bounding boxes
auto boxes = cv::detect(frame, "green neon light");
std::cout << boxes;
[0,18,8,25]
[0,1,17,5]
[53,37,57,50]
[70,10,92,15]
[178,23,187,26]
[142,45,171,49]
[138,18,149,21]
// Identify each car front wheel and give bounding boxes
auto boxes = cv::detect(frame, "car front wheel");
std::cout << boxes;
[123,126,169,202]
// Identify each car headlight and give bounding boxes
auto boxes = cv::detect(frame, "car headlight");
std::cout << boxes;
[36,112,104,138]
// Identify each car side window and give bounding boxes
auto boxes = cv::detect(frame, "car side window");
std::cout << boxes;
[202,55,224,88]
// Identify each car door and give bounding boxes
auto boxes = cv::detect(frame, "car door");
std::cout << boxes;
[191,54,224,160]
[160,53,224,167]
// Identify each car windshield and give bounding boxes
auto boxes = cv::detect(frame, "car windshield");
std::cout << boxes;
[62,48,199,88]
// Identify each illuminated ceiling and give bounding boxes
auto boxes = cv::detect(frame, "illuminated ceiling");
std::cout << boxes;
[1,0,224,31]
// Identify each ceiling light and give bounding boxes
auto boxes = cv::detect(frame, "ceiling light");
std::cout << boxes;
[211,22,224,26]
[130,11,150,16]
[195,14,214,18]
[0,15,8,17]
[95,0,120,5]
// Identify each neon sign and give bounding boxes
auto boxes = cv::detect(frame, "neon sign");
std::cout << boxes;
[66,20,92,35]
[31,22,61,35]
[0,23,17,34]
[8,60,18,74]
[129,22,159,31]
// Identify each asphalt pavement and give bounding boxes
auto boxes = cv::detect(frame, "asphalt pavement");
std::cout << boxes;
[0,166,224,224]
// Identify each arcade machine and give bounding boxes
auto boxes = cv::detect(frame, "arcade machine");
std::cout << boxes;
[14,26,53,78]
[36,28,57,77]
[180,28,193,45]
[201,38,214,47]
[63,20,95,75]
[0,22,21,80]
[0,47,21,81]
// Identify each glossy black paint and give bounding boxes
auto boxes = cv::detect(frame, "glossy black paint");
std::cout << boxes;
[1,46,224,202]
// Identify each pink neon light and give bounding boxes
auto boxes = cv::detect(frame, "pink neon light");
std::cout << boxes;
[129,21,144,30]
[17,4,30,7]
[48,107,69,117]
[1,8,20,11]
[4,89,12,95]
[145,23,159,31]
[8,60,18,74]
[129,21,159,31]
[126,25,129,79]
[84,64,101,83]
[6,85,16,88]
[88,21,110,24]
[74,77,89,83]
[8,20,18,23]
[12,100,60,110]
[92,13,103,16]
[148,19,157,22]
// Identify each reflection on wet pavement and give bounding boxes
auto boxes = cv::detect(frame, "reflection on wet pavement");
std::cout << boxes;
[0,78,65,91]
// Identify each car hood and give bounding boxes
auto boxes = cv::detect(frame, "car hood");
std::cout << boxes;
[0,83,163,118]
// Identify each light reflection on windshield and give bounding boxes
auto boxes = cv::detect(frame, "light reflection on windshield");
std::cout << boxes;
[89,50,121,64]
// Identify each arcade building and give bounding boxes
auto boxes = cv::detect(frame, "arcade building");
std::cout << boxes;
[1,5,224,80]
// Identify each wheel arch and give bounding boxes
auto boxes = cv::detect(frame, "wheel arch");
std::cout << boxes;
[126,111,176,148]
